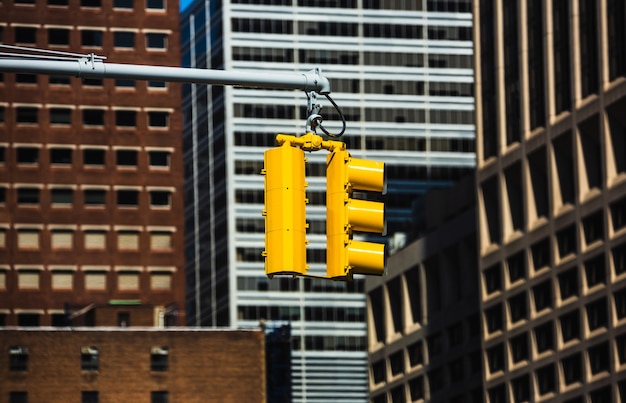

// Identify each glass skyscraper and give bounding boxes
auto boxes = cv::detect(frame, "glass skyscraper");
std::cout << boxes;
[181,1,473,401]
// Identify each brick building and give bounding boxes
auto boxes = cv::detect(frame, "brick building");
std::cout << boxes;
[0,0,185,325]
[0,328,265,403]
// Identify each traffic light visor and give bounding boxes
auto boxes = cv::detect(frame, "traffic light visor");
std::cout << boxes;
[348,158,386,194]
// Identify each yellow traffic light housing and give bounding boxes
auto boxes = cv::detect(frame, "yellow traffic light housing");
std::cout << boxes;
[326,148,386,280]
[262,140,309,277]
[261,133,386,281]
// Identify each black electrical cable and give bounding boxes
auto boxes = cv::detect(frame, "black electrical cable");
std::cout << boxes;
[319,93,346,138]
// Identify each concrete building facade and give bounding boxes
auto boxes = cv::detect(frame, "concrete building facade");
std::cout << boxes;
[475,0,626,401]
[180,1,474,401]
[0,0,186,326]
[366,176,482,403]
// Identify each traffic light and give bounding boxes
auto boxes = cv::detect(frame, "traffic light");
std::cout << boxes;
[326,147,386,280]
[262,140,309,277]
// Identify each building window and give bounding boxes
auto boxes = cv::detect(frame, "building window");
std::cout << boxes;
[81,30,103,47]
[81,391,99,403]
[115,79,136,88]
[118,271,139,290]
[15,27,37,45]
[558,267,579,300]
[51,270,73,290]
[586,298,608,331]
[51,188,73,206]
[151,392,168,403]
[146,33,167,50]
[561,353,582,385]
[148,81,167,89]
[114,31,135,48]
[16,106,39,124]
[54,98,79,113]
[9,347,29,371]
[535,363,556,395]
[118,230,139,250]
[532,280,553,312]
[16,147,39,164]
[0,269,6,289]
[114,0,133,7]
[85,271,107,290]
[118,312,130,327]
[50,76,71,85]
[17,229,39,249]
[50,148,72,165]
[51,313,67,326]
[18,269,40,290]
[16,74,37,84]
[146,0,164,9]
[81,0,101,7]
[82,109,105,126]
[115,110,137,127]
[150,347,168,371]
[560,310,580,343]
[150,191,171,208]
[148,151,170,168]
[148,111,169,127]
[83,78,103,87]
[150,231,172,250]
[83,148,106,166]
[84,230,107,249]
[51,229,73,249]
[84,189,107,206]
[81,347,99,371]
[510,333,529,363]
[117,190,139,207]
[150,271,172,290]
[48,28,70,46]
[115,149,138,167]
[17,313,40,327]
[534,322,554,354]
[9,392,28,403]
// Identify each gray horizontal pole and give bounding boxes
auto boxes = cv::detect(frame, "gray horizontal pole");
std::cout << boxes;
[0,57,331,94]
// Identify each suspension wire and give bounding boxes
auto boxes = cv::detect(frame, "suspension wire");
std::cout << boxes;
[0,44,106,61]
[318,93,346,138]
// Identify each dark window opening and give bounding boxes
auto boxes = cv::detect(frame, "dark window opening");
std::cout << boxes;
[48,28,70,46]
[50,108,72,125]
[149,151,169,167]
[560,310,580,342]
[84,189,106,205]
[17,147,39,164]
[114,32,135,48]
[117,190,139,206]
[81,30,103,47]
[115,110,137,127]
[9,347,29,371]
[16,107,38,123]
[148,111,169,127]
[116,150,138,166]
[83,149,105,166]
[17,188,40,204]
[81,347,99,371]
[50,148,72,165]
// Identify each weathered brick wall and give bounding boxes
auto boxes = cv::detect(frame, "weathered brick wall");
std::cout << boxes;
[0,329,265,403]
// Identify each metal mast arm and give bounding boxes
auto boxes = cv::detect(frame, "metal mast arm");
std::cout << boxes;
[0,48,331,94]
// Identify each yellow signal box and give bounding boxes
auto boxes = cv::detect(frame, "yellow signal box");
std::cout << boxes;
[326,147,386,280]
[262,141,309,277]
